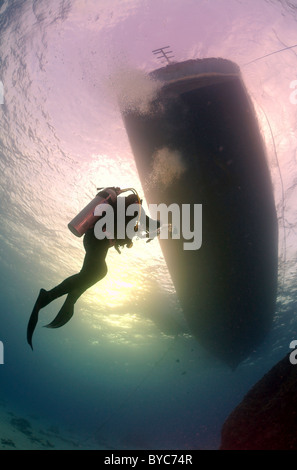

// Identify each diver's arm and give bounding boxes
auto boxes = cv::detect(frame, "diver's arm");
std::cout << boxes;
[144,214,161,231]
[138,208,160,234]
[136,212,161,241]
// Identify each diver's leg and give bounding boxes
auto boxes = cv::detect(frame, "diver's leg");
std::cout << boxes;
[28,233,109,346]
[45,261,108,329]
[45,234,109,301]
[27,272,99,347]
[27,273,85,348]
[27,288,50,349]
[45,274,83,301]
[44,290,79,329]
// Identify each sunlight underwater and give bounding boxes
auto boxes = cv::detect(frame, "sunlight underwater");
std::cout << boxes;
[0,0,297,450]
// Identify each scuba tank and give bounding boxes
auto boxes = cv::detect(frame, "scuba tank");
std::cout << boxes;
[68,187,119,237]
[68,187,141,237]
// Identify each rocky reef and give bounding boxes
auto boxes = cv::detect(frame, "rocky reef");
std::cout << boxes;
[220,353,297,450]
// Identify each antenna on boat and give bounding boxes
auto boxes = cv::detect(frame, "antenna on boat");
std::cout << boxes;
[152,46,174,64]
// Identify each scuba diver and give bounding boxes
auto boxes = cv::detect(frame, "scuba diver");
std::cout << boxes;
[27,187,160,349]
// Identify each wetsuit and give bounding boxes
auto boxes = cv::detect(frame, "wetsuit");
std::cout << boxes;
[47,229,110,312]
[27,200,159,347]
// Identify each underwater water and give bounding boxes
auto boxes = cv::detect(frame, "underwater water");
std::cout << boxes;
[0,0,297,451]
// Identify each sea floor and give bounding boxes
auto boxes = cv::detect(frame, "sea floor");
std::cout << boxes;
[0,401,104,450]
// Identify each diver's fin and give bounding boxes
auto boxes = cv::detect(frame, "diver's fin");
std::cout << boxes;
[27,289,49,349]
[44,301,74,329]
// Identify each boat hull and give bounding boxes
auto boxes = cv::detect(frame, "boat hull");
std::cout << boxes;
[122,58,278,367]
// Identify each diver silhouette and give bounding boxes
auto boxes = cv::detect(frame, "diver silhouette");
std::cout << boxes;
[27,191,160,349]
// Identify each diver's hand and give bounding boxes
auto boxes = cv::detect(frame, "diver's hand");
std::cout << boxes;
[145,224,173,243]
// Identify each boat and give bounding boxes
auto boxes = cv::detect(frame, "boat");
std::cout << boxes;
[121,58,278,367]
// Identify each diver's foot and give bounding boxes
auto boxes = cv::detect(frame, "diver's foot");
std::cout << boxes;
[27,289,50,350]
[45,300,74,329]
[37,288,52,308]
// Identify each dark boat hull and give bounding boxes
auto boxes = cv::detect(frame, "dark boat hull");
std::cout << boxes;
[122,58,278,367]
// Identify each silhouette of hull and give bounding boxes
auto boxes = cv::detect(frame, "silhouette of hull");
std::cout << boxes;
[122,58,278,367]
